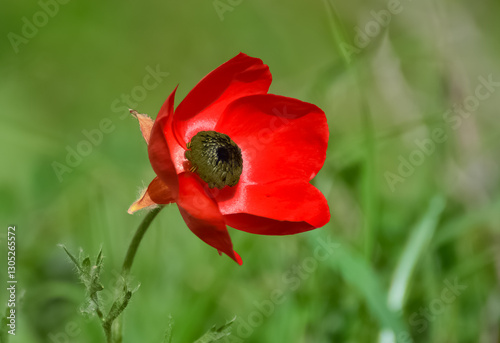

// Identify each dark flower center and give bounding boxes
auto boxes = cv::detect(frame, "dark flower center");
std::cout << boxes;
[185,131,243,189]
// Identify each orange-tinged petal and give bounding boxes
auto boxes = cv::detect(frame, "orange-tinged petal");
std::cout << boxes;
[128,177,175,214]
[130,109,154,144]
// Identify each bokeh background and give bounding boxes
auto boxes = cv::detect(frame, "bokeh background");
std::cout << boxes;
[1,0,499,342]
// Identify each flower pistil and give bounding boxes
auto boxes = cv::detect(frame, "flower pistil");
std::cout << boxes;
[185,131,243,189]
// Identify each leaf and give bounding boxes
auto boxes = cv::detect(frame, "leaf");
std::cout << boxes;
[59,244,83,273]
[95,247,104,275]
[96,247,103,265]
[61,245,106,322]
[89,279,104,294]
[387,196,445,312]
[379,197,445,343]
[307,233,406,335]
[82,257,91,275]
[105,289,132,326]
[193,317,236,343]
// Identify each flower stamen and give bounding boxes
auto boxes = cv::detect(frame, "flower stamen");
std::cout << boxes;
[185,131,243,189]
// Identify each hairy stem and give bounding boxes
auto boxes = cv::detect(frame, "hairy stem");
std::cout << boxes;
[121,205,164,276]
[103,205,164,342]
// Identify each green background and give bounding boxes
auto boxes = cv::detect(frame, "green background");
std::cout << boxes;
[1,0,499,342]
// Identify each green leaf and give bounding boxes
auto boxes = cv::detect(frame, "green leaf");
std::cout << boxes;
[59,244,83,273]
[106,289,133,326]
[89,280,104,294]
[193,317,236,343]
[95,247,104,275]
[96,247,103,265]
[82,257,91,275]
[308,233,406,335]
[387,196,445,312]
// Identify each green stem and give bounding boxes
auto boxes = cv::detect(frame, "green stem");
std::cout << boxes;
[102,205,164,343]
[121,205,164,276]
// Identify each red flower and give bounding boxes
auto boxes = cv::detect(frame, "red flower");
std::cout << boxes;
[129,53,330,265]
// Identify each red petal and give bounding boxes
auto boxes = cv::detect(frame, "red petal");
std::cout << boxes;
[128,177,175,214]
[176,173,242,265]
[148,87,179,195]
[223,214,317,235]
[215,180,330,230]
[174,53,272,144]
[215,94,329,185]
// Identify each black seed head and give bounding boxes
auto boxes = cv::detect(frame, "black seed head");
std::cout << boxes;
[184,131,243,189]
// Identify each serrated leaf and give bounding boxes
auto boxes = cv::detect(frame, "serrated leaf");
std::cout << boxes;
[193,317,236,343]
[90,281,104,294]
[95,248,104,275]
[82,257,91,275]
[96,248,103,265]
[59,245,83,273]
[106,290,132,325]
[90,265,102,284]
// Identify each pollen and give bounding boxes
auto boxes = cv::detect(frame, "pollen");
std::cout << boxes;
[184,131,243,189]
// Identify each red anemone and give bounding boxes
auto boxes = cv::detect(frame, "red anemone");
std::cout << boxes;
[129,53,330,265]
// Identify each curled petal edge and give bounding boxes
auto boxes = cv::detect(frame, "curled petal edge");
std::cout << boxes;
[128,177,175,214]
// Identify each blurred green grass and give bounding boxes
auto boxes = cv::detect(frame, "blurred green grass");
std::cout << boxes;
[1,0,500,342]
